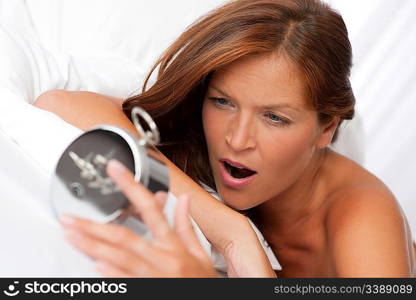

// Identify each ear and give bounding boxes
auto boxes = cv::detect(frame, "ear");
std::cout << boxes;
[316,117,340,148]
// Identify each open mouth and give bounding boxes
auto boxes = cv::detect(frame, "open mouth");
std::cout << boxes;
[221,160,257,179]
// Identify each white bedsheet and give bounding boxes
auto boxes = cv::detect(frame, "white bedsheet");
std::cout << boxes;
[0,130,99,277]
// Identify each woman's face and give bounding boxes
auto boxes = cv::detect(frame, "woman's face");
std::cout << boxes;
[202,53,332,210]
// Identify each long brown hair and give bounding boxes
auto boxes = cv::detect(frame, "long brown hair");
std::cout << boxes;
[123,0,355,190]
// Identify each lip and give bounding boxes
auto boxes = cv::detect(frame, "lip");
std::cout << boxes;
[221,158,255,171]
[218,159,257,189]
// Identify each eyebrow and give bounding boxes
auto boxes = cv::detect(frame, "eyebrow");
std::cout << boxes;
[209,85,300,112]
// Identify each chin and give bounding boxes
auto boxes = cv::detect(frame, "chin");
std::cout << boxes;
[217,188,257,211]
[226,202,252,212]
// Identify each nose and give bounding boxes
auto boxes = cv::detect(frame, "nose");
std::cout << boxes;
[225,114,256,152]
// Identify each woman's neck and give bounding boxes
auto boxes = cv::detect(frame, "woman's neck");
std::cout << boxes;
[251,148,331,234]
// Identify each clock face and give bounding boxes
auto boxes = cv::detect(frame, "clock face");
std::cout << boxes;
[51,128,137,223]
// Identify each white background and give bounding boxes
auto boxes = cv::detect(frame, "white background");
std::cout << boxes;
[326,0,416,233]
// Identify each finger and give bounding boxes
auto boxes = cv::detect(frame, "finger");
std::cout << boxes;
[60,214,151,256]
[129,192,167,222]
[106,160,172,239]
[154,191,168,211]
[95,261,133,278]
[174,194,209,260]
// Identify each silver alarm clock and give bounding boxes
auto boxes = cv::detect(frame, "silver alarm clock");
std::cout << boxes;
[50,107,169,234]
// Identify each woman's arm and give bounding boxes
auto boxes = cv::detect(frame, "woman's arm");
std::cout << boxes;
[327,187,415,277]
[34,90,275,277]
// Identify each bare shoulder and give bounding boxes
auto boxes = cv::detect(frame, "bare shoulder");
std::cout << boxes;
[324,152,414,277]
[34,90,136,133]
[35,89,124,109]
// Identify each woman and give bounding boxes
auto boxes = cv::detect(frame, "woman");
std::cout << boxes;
[35,0,415,277]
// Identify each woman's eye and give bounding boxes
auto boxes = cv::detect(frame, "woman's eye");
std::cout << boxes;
[209,97,231,107]
[265,112,290,125]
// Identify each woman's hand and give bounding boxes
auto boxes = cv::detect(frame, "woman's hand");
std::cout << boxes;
[60,160,217,278]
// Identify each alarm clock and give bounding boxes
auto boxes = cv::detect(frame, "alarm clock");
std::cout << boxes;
[50,107,169,234]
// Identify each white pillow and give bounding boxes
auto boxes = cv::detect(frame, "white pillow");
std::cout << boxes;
[0,0,149,173]
[0,0,231,173]
[26,0,227,69]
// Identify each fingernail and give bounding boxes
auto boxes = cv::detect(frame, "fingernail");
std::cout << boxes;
[107,159,128,175]
[60,214,76,226]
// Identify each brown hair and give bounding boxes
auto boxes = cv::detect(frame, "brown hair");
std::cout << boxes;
[123,0,355,190]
